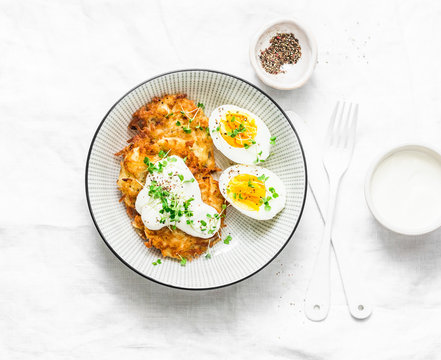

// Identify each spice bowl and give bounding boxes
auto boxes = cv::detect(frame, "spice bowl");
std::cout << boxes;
[249,18,317,90]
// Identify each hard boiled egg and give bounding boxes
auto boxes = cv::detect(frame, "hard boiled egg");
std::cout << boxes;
[218,165,286,220]
[209,105,272,165]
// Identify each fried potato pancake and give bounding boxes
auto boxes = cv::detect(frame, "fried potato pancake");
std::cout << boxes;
[116,94,225,260]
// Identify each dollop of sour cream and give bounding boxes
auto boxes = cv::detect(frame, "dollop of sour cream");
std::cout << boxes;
[135,155,221,238]
[370,149,441,232]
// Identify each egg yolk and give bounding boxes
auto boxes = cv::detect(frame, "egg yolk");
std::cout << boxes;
[227,174,266,211]
[220,112,257,148]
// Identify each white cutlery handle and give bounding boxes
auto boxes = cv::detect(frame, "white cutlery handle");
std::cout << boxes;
[304,238,331,321]
[305,179,340,321]
[331,240,373,320]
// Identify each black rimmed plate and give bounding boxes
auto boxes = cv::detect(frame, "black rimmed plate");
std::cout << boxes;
[85,69,307,290]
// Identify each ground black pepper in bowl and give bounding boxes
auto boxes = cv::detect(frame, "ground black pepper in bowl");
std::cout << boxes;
[259,32,302,75]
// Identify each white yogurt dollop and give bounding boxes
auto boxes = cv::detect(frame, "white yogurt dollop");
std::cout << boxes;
[370,149,441,233]
[135,156,221,239]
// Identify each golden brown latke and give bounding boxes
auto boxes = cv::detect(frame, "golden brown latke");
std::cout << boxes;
[116,94,225,261]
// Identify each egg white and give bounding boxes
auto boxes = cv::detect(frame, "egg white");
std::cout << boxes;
[218,165,286,220]
[209,105,272,165]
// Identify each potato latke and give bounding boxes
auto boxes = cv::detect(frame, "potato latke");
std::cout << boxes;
[116,94,225,261]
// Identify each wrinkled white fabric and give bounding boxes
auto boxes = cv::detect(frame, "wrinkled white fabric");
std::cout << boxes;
[1,0,440,359]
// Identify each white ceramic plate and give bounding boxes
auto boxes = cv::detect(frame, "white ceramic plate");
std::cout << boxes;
[86,70,307,290]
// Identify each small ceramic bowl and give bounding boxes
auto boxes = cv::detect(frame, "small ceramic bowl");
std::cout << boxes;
[249,18,318,90]
[365,144,441,235]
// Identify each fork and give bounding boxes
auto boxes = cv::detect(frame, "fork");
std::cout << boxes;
[304,102,358,321]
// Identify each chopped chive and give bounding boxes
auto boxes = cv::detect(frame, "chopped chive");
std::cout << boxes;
[176,120,181,126]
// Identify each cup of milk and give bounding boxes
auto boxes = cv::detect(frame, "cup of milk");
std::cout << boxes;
[365,144,441,235]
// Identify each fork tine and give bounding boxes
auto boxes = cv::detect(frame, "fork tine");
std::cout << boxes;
[340,102,353,147]
[326,102,340,146]
[347,104,358,149]
[335,102,347,147]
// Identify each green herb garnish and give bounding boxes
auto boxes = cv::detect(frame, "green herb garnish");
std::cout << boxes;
[269,187,279,198]
[227,123,246,138]
[158,150,167,158]
[270,136,277,145]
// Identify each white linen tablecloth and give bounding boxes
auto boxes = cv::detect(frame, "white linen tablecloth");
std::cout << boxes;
[1,0,440,358]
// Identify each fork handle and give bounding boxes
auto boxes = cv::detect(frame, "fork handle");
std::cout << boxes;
[331,238,373,319]
[305,178,340,321]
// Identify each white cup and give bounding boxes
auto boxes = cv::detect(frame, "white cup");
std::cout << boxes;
[365,144,441,235]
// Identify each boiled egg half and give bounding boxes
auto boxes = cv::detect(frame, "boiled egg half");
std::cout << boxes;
[219,165,286,220]
[209,105,273,165]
